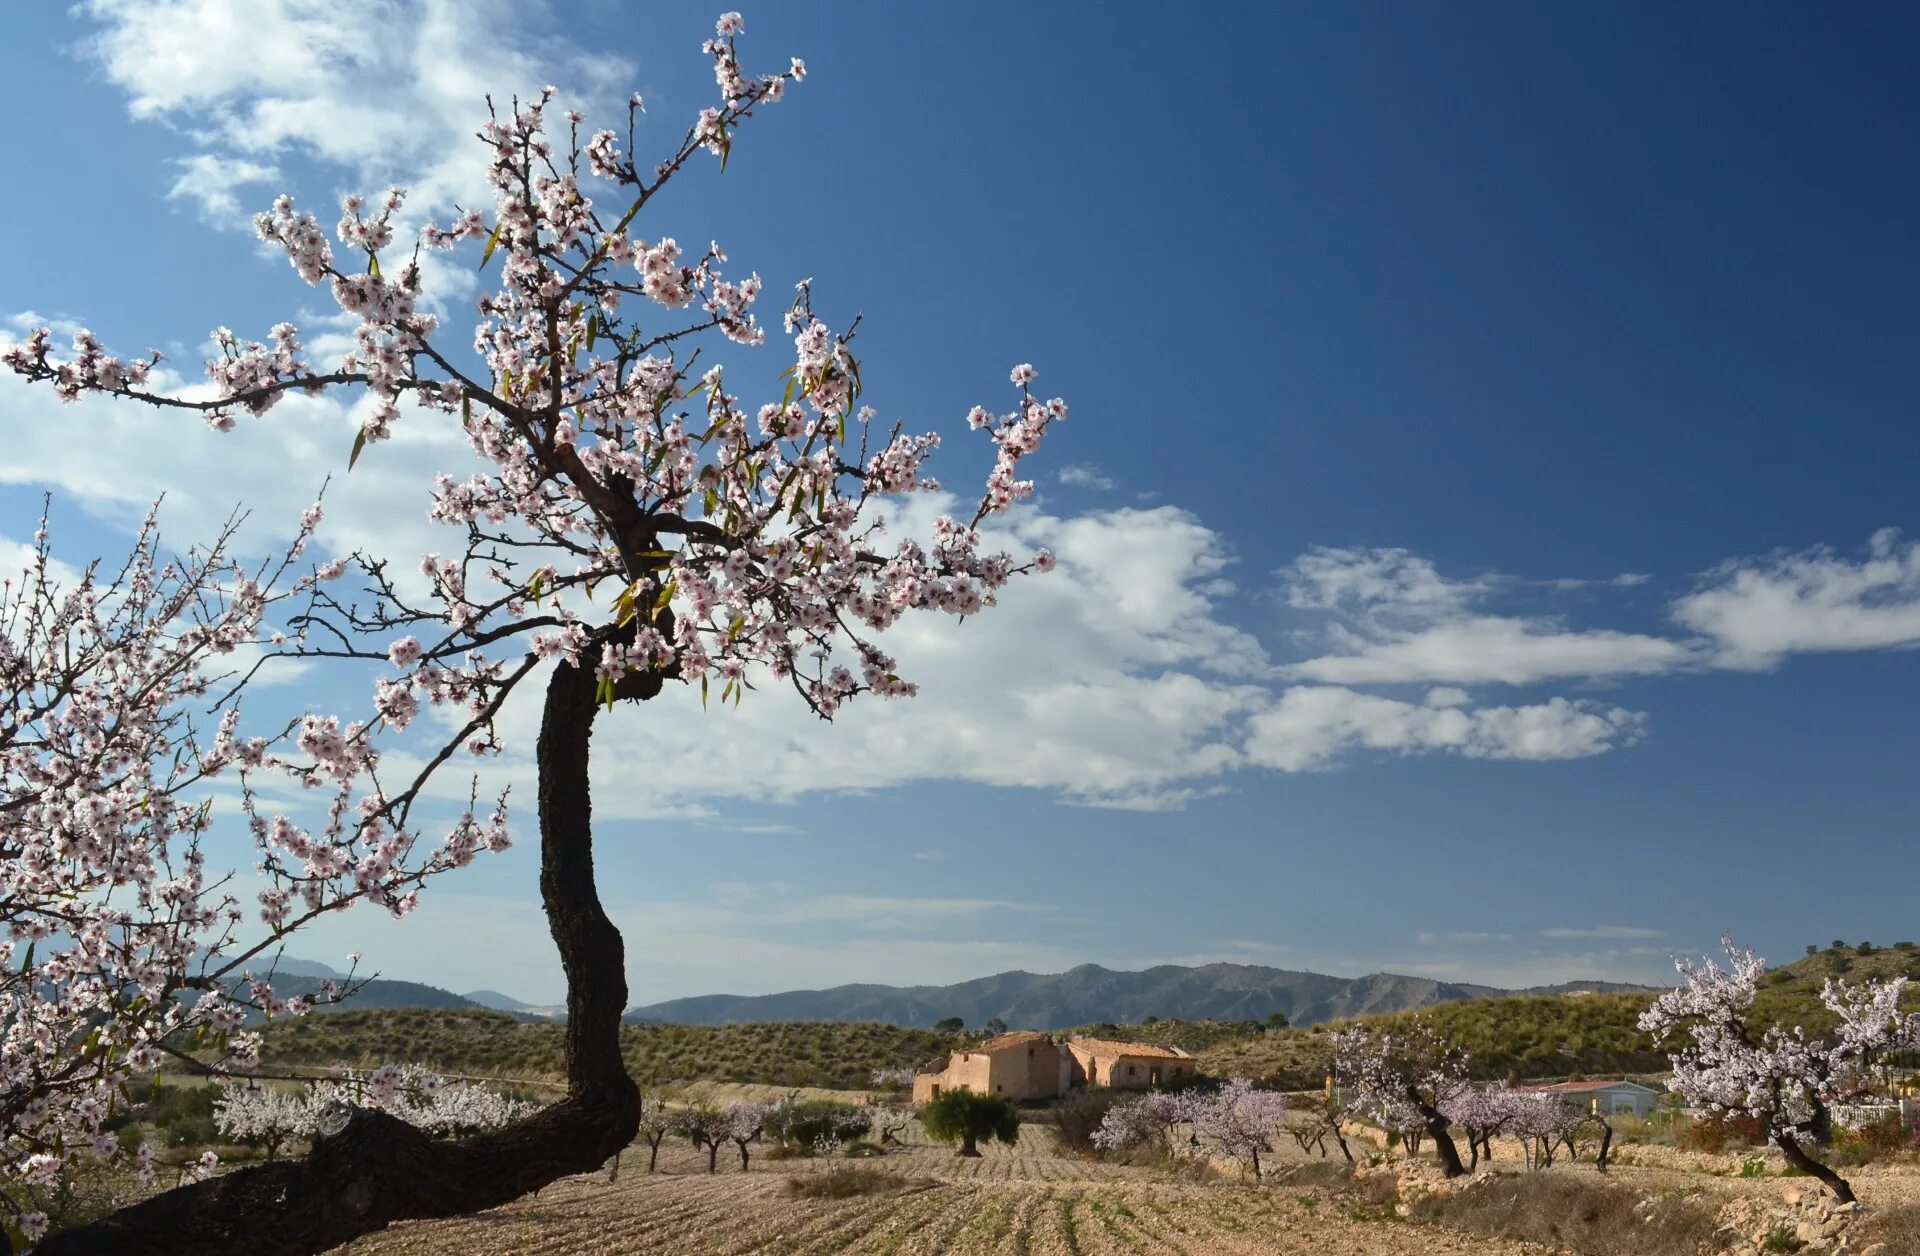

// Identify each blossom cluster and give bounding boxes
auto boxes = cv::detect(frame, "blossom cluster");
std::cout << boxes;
[0,503,522,1241]
[1092,1079,1288,1177]
[213,1066,540,1153]
[1640,938,1918,1140]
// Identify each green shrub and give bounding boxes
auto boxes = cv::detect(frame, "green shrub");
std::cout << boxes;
[921,1091,1019,1157]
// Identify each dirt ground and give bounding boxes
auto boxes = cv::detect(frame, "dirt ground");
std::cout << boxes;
[329,1125,1555,1256]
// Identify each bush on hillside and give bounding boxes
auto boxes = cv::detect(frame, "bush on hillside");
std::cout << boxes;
[766,1099,871,1151]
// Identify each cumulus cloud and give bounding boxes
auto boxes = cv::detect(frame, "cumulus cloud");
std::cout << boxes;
[81,0,628,222]
[1674,528,1920,669]
[1243,687,1645,773]
[1282,546,1693,686]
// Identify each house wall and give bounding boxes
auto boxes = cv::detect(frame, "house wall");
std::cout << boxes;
[1067,1044,1195,1090]
[914,1039,1066,1104]
[1593,1086,1655,1117]
[1104,1055,1196,1091]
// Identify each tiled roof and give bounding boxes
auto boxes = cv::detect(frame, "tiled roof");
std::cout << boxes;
[1069,1037,1194,1062]
[1512,1079,1655,1094]
[973,1031,1053,1054]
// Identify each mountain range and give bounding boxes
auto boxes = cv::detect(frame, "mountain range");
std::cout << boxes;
[251,957,1652,1029]
[619,962,1655,1029]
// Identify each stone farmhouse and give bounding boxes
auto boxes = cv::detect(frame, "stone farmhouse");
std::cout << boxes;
[1512,1078,1663,1118]
[911,1031,1197,1104]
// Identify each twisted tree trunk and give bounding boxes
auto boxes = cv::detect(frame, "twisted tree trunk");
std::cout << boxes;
[1775,1133,1855,1204]
[40,658,640,1255]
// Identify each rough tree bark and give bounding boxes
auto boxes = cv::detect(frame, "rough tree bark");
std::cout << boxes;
[39,658,641,1255]
[1775,1133,1856,1204]
[1411,1089,1467,1178]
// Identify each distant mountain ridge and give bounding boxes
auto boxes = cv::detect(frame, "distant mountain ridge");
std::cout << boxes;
[623,962,1656,1029]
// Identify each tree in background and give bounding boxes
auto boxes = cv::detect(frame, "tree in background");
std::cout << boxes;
[921,1092,1019,1158]
[627,1092,675,1176]
[1640,937,1917,1204]
[934,1017,966,1034]
[675,1105,732,1175]
[1333,1025,1471,1177]
[983,1018,1009,1036]
[9,10,1064,1252]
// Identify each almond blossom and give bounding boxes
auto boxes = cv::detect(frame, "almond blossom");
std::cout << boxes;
[7,12,1062,1250]
[1639,936,1918,1203]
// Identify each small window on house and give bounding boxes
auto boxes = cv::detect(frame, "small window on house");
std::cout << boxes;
[1127,1065,1136,1077]
[1149,1068,1161,1086]
[997,1084,1004,1093]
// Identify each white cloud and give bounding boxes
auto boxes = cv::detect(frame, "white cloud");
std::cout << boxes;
[167,153,281,223]
[1675,529,1920,669]
[80,0,627,224]
[1057,464,1116,491]
[1415,931,1514,945]
[1244,687,1645,773]
[1282,546,1693,686]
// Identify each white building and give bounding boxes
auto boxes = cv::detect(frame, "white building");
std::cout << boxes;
[1511,1079,1662,1118]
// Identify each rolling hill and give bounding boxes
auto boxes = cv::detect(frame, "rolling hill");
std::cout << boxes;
[622,962,1656,1029]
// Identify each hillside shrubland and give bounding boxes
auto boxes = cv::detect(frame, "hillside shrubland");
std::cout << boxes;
[254,1011,959,1090]
[248,942,1920,1092]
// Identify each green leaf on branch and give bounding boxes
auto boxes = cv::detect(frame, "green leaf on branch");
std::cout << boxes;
[481,220,504,268]
[348,427,369,471]
[461,395,473,429]
[368,253,381,278]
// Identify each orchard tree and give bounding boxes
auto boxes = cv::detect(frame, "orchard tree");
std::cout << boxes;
[1640,937,1918,1203]
[1183,1078,1288,1179]
[1090,1089,1189,1157]
[628,1092,675,1175]
[674,1105,732,1175]
[1333,1025,1471,1177]
[920,1091,1019,1158]
[723,1098,779,1171]
[7,11,1067,1253]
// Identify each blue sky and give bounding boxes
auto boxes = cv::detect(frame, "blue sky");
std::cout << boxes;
[4,2,1919,1006]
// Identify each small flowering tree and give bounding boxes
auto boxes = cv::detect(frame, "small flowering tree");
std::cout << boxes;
[214,1068,536,1162]
[674,1104,733,1175]
[1333,1026,1471,1177]
[1186,1079,1289,1179]
[723,1098,777,1171]
[629,1092,675,1175]
[1640,937,1918,1203]
[9,10,1064,1254]
[213,1085,322,1163]
[1090,1089,1190,1158]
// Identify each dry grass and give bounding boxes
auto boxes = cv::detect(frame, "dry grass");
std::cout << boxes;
[1404,1174,1727,1256]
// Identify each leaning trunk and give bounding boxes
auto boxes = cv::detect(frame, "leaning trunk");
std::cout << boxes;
[41,658,640,1255]
[958,1133,980,1157]
[1593,1116,1612,1174]
[1775,1133,1854,1204]
[1412,1090,1467,1178]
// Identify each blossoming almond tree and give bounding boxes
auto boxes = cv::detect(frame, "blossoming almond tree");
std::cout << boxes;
[1639,937,1918,1203]
[8,12,1064,1253]
[1332,1025,1471,1177]
[0,502,504,1248]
